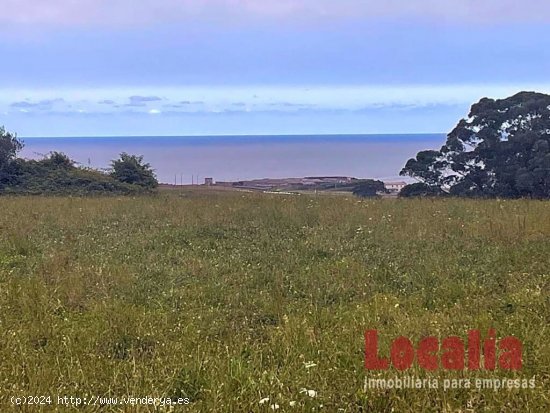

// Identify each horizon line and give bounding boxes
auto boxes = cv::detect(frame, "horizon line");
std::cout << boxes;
[20,132,447,139]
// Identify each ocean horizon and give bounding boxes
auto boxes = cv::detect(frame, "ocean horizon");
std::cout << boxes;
[20,134,445,184]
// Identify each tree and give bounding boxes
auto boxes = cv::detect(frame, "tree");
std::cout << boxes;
[39,152,75,169]
[0,127,24,190]
[110,153,158,189]
[0,128,155,195]
[400,150,445,187]
[399,183,441,198]
[400,92,550,198]
[352,179,386,197]
[0,126,23,167]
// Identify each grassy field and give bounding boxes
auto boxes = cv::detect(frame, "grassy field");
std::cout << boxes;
[0,191,549,412]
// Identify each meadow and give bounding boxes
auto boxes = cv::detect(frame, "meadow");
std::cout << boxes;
[0,190,548,412]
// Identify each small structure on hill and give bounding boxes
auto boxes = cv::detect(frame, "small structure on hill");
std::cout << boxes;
[384,181,407,194]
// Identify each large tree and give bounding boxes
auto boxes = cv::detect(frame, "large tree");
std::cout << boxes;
[111,153,158,189]
[400,92,550,198]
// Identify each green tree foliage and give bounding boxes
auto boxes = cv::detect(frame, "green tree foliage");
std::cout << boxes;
[39,151,75,169]
[0,127,157,195]
[399,183,442,198]
[401,92,550,198]
[352,179,386,197]
[400,150,444,186]
[0,127,24,190]
[0,126,23,166]
[111,153,158,189]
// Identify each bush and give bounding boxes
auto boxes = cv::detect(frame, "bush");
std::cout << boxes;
[111,153,158,189]
[352,179,386,197]
[0,129,155,196]
[399,183,442,198]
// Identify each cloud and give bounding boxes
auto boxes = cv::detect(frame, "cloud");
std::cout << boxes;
[10,101,35,109]
[269,102,314,108]
[4,84,550,119]
[2,0,550,26]
[98,99,115,105]
[130,95,162,102]
[10,98,65,110]
[125,95,163,107]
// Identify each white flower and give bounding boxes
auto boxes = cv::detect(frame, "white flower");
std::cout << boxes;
[300,388,318,398]
[259,397,270,405]
[290,401,297,407]
[304,361,317,369]
[270,404,280,410]
[394,303,400,308]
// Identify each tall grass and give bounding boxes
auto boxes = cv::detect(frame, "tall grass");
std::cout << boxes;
[0,192,549,412]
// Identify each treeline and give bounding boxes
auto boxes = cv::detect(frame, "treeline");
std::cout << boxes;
[0,127,158,195]
[400,92,550,199]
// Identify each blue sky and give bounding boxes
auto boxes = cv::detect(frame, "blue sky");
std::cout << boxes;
[2,0,550,137]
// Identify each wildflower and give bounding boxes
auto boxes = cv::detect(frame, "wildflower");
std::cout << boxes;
[270,404,280,410]
[259,397,270,405]
[300,388,317,398]
[290,401,297,407]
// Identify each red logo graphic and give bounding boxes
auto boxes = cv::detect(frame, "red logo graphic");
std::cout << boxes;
[365,329,522,371]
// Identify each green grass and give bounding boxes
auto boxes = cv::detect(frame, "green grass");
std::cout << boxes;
[0,192,549,412]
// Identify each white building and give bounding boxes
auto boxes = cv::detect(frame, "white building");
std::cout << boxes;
[384,181,407,193]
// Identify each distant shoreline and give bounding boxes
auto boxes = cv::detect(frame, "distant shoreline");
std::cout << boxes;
[20,134,446,184]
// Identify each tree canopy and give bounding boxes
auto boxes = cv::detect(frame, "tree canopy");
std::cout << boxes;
[400,92,550,198]
[399,182,442,198]
[110,153,158,189]
[0,127,24,190]
[352,179,386,197]
[0,127,23,166]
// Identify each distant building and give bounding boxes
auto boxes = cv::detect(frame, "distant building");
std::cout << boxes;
[204,177,214,186]
[384,181,407,193]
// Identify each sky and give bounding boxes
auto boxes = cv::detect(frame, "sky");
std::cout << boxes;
[2,0,550,137]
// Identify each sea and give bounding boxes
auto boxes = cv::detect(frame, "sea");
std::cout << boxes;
[20,134,445,184]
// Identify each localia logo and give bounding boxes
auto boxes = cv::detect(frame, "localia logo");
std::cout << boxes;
[365,329,522,371]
